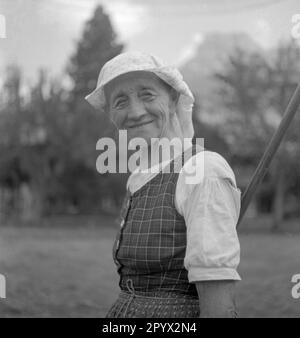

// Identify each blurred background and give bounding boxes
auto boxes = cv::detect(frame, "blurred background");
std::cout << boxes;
[0,0,300,317]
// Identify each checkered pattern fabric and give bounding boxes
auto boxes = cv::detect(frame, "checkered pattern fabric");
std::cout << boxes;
[106,290,200,318]
[112,145,202,297]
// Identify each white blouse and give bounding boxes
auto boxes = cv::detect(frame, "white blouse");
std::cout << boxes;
[126,147,241,283]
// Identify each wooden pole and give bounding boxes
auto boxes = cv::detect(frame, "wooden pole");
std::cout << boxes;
[237,82,300,228]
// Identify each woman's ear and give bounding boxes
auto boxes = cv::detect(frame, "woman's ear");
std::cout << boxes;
[103,102,110,115]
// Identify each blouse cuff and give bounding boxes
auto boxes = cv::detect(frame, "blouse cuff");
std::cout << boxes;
[188,267,241,283]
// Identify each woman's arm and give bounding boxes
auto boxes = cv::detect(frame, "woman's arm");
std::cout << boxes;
[195,280,238,318]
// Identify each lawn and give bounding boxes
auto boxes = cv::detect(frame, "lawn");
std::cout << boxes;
[0,215,299,318]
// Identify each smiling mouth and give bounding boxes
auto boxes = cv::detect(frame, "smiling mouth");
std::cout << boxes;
[128,120,154,128]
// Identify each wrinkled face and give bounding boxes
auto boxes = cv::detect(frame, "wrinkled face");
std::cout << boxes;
[104,71,177,144]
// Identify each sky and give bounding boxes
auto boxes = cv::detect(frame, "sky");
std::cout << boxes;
[0,0,299,83]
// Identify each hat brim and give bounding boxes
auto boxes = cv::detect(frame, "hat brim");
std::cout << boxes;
[85,67,194,112]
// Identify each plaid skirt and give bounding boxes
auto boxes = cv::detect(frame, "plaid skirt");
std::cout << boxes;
[105,279,200,318]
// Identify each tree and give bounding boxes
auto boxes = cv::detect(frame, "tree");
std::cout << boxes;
[0,6,126,221]
[214,41,300,230]
[0,66,71,220]
[65,5,125,212]
[266,41,300,230]
[65,4,124,164]
[67,5,123,99]
[0,65,25,220]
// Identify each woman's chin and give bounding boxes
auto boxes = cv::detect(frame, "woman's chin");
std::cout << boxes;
[128,129,159,144]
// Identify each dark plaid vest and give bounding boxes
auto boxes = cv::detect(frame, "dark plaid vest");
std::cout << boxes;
[112,145,202,297]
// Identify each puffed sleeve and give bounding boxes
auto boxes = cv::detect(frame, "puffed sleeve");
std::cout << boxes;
[176,151,241,282]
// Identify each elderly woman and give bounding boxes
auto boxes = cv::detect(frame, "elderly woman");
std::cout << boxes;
[85,52,241,318]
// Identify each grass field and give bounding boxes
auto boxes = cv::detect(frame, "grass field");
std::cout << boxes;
[0,215,299,318]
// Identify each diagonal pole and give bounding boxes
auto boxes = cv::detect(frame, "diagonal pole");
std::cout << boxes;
[237,82,300,228]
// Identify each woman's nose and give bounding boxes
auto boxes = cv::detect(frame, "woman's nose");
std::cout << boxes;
[127,97,145,119]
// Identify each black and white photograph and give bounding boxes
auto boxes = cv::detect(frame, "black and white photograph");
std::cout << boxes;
[0,0,300,320]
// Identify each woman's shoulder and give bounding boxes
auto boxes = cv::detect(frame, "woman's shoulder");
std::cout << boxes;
[180,150,238,188]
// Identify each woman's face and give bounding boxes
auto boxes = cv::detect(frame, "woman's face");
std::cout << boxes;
[105,71,177,144]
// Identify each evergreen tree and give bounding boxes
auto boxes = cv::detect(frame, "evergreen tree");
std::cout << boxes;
[65,5,125,213]
[67,5,123,99]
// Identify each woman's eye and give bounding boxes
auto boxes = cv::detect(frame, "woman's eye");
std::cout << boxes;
[114,99,127,109]
[141,93,155,101]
